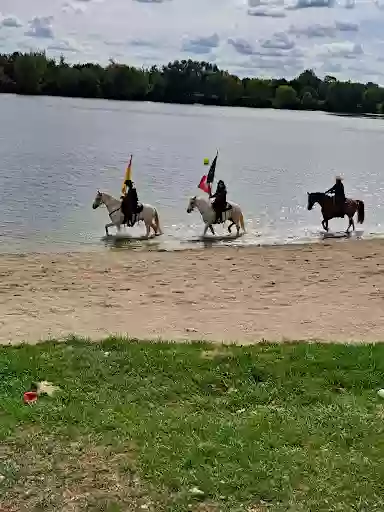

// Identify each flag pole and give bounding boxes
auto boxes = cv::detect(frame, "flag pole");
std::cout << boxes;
[122,154,133,195]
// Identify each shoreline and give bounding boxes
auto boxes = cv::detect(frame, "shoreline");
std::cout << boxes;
[1,228,381,257]
[1,238,384,345]
[2,90,384,120]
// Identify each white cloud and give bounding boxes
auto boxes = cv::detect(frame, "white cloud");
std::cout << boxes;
[248,7,286,17]
[25,16,54,39]
[1,15,23,28]
[320,41,363,58]
[62,2,87,14]
[47,38,80,53]
[336,20,359,32]
[0,0,382,82]
[228,37,254,55]
[289,21,359,38]
[182,33,220,54]
[261,32,295,50]
[287,0,335,9]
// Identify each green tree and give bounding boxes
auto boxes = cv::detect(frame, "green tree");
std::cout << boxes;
[242,78,272,108]
[13,52,47,94]
[325,81,364,113]
[57,66,81,97]
[301,91,317,110]
[1,51,384,116]
[274,85,298,109]
[103,63,149,100]
[362,86,383,114]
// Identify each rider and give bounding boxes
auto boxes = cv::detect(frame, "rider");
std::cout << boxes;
[325,176,346,216]
[121,179,139,226]
[210,180,227,224]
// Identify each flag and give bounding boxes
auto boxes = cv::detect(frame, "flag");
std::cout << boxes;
[207,151,218,184]
[121,155,132,194]
[198,175,211,195]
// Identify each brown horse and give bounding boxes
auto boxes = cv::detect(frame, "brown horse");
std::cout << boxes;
[307,192,365,233]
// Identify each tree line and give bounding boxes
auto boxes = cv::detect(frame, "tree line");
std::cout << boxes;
[1,51,383,115]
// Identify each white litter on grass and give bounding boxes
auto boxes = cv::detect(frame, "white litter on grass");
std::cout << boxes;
[377,389,384,398]
[36,381,60,397]
[189,487,204,496]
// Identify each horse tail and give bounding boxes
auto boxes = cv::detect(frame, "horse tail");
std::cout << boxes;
[357,200,365,224]
[154,208,163,235]
[240,211,246,233]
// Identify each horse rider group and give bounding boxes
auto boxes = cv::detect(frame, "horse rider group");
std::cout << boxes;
[120,177,229,227]
[119,167,346,229]
[209,176,346,223]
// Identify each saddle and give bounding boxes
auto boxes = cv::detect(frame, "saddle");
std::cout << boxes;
[214,203,232,224]
[329,195,347,218]
[129,204,143,227]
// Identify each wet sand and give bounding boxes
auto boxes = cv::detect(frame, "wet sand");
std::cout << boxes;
[1,240,384,344]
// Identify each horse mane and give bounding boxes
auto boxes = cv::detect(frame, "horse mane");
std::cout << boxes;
[310,192,326,199]
[101,192,121,206]
[103,191,120,200]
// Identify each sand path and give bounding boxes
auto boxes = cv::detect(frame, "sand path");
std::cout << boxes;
[1,240,384,344]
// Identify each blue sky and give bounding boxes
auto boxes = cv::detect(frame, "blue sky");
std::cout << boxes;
[0,0,384,82]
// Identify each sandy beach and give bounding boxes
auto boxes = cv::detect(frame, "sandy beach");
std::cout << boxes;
[1,239,384,344]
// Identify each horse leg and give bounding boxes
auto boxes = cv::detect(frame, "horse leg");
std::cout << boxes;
[203,223,210,237]
[151,221,158,235]
[346,216,354,234]
[145,222,151,239]
[322,218,329,232]
[105,222,115,236]
[228,221,235,234]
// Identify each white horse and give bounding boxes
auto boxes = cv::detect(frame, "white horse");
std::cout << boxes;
[187,195,246,237]
[92,191,162,238]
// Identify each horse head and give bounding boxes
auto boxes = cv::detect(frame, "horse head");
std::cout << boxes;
[187,196,197,213]
[307,192,323,211]
[92,190,103,210]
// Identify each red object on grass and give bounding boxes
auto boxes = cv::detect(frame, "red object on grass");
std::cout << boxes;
[198,175,211,195]
[23,391,38,404]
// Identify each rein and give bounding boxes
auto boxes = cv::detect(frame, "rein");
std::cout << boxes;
[108,206,121,217]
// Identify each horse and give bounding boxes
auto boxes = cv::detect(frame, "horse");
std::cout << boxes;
[307,192,365,234]
[92,191,162,238]
[187,195,246,237]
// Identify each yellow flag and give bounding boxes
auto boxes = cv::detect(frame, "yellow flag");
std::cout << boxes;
[121,155,132,194]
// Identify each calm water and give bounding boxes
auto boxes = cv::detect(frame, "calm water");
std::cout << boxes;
[0,94,384,253]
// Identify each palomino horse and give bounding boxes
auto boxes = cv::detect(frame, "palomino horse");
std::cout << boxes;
[187,196,246,237]
[92,191,162,238]
[307,192,365,233]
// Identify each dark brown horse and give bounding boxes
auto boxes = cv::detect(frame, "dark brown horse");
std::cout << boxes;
[307,192,365,233]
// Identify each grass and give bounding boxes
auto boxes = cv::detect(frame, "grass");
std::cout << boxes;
[1,339,384,511]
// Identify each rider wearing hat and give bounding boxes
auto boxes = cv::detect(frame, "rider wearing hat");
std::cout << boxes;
[210,180,227,224]
[121,179,139,227]
[325,176,346,216]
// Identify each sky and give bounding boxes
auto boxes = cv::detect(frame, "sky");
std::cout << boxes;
[1,0,384,83]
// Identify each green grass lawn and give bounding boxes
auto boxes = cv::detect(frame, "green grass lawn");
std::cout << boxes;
[1,339,384,511]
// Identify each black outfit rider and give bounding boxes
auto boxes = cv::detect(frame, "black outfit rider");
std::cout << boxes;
[210,180,227,223]
[121,180,139,226]
[325,177,346,215]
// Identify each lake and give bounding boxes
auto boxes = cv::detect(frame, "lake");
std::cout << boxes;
[0,94,383,253]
